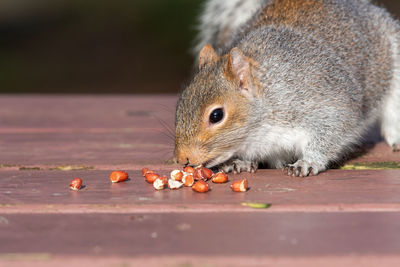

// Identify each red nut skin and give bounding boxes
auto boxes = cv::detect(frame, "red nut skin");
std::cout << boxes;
[193,167,213,180]
[145,173,160,184]
[159,175,168,185]
[171,170,184,181]
[110,171,129,183]
[69,178,82,191]
[141,168,155,177]
[183,174,194,187]
[141,168,149,176]
[211,172,228,183]
[183,166,195,174]
[231,179,249,192]
[192,180,210,193]
[201,167,213,180]
[193,167,203,180]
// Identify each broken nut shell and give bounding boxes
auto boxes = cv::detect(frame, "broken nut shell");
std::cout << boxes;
[201,167,214,180]
[168,179,184,189]
[193,167,203,180]
[193,166,213,180]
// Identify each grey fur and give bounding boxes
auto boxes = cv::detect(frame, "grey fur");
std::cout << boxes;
[193,0,266,55]
[176,0,400,176]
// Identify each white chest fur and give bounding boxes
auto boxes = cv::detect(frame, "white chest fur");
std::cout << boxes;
[236,125,310,168]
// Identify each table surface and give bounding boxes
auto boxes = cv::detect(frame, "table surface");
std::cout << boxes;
[0,95,400,267]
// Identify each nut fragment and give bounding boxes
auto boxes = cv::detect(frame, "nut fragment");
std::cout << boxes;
[142,168,155,176]
[110,171,129,183]
[170,170,184,181]
[211,171,228,183]
[201,167,213,180]
[193,167,203,180]
[145,173,160,184]
[182,173,195,187]
[193,166,214,180]
[231,179,248,192]
[192,180,210,193]
[69,177,82,191]
[168,179,184,189]
[153,176,168,190]
[183,166,195,174]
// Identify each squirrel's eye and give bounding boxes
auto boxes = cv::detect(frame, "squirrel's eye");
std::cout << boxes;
[209,108,224,124]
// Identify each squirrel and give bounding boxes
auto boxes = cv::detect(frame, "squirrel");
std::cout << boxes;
[174,0,400,177]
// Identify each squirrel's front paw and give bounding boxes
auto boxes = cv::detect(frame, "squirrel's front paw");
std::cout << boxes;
[283,160,324,177]
[220,159,257,174]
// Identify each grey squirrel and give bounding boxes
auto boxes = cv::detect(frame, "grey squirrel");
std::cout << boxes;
[174,0,400,176]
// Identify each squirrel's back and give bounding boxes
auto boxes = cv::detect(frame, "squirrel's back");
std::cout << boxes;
[196,0,399,120]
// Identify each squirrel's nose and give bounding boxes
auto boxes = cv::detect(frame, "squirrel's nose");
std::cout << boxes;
[174,149,190,165]
[174,146,203,166]
[174,155,189,165]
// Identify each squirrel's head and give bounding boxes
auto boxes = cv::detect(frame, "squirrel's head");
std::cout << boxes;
[174,44,261,167]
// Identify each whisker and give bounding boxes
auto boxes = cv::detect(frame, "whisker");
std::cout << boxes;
[158,149,174,159]
[153,129,175,143]
[152,114,175,139]
[156,103,176,115]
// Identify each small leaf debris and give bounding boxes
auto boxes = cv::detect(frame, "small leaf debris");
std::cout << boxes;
[50,165,94,171]
[241,202,271,209]
[340,162,400,170]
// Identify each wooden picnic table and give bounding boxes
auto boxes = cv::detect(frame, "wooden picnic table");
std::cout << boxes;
[0,95,400,266]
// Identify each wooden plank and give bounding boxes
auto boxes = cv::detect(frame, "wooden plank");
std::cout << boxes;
[1,212,400,257]
[1,169,400,207]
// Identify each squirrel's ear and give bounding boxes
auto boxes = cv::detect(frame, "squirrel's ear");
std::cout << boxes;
[226,47,257,98]
[198,44,218,69]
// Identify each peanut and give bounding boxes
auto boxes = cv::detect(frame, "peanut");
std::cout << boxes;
[231,179,248,192]
[192,180,210,193]
[69,177,83,191]
[211,171,228,183]
[183,166,195,174]
[142,168,155,176]
[145,173,160,184]
[110,171,129,183]
[153,176,168,190]
[182,173,195,187]
[170,169,184,181]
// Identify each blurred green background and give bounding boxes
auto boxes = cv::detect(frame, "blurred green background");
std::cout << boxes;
[0,0,399,94]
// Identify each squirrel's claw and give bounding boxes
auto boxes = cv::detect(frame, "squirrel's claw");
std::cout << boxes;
[284,160,318,177]
[221,159,258,174]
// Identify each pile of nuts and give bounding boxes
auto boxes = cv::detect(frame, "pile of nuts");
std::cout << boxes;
[142,166,248,193]
[68,166,249,193]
